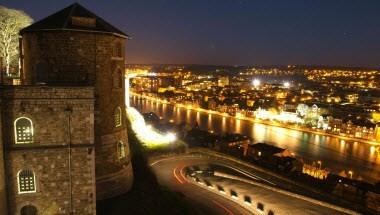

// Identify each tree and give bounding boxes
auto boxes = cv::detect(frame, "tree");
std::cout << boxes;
[0,6,32,76]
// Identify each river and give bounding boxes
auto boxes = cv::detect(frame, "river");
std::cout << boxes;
[130,95,380,183]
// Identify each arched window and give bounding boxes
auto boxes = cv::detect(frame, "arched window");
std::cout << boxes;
[21,205,38,215]
[14,117,34,144]
[18,169,36,194]
[114,107,122,127]
[118,141,126,159]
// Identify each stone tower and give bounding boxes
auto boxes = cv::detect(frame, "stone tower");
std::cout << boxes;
[19,3,133,200]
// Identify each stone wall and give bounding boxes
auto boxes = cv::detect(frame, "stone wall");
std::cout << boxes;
[0,98,8,214]
[1,86,96,215]
[96,129,133,199]
[1,86,94,146]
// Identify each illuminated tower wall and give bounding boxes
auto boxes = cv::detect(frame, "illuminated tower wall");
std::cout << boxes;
[19,3,133,200]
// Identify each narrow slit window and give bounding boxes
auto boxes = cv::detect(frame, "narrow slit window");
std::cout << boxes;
[113,69,123,89]
[118,141,126,159]
[114,42,122,57]
[115,107,122,127]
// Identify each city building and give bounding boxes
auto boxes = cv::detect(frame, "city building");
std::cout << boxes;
[217,75,229,87]
[376,123,380,142]
[0,3,133,214]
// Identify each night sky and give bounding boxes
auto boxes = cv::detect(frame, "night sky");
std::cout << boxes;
[1,0,380,67]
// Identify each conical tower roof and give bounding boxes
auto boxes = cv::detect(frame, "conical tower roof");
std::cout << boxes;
[20,3,129,38]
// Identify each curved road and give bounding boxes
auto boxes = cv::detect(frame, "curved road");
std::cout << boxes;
[150,156,252,215]
[149,155,355,215]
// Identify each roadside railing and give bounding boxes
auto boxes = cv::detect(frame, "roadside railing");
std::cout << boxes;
[189,174,275,215]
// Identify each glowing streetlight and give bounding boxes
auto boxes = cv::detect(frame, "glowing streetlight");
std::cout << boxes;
[252,79,261,88]
[165,133,176,142]
[283,81,290,88]
[317,160,322,169]
[348,170,353,179]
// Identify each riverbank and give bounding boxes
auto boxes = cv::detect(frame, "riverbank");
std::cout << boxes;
[131,92,380,146]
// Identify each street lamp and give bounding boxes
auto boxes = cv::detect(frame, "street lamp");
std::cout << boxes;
[283,81,290,88]
[348,170,353,179]
[317,160,322,169]
[252,79,261,88]
[165,132,176,142]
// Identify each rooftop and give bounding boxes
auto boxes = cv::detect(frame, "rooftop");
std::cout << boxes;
[249,142,285,155]
[20,3,128,38]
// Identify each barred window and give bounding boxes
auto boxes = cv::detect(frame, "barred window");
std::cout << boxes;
[14,117,34,144]
[118,141,126,159]
[18,169,36,194]
[115,107,122,127]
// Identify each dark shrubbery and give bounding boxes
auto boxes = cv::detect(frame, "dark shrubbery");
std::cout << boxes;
[97,121,194,215]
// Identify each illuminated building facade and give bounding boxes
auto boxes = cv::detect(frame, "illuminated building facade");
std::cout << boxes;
[0,3,133,214]
[376,123,380,142]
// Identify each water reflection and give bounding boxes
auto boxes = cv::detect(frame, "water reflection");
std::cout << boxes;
[222,116,227,133]
[235,119,241,134]
[186,109,191,122]
[208,114,212,131]
[131,96,380,183]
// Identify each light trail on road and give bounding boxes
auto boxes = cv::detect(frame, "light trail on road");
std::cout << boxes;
[150,156,253,215]
[126,107,176,147]
[223,164,276,186]
[150,154,358,215]
[212,200,235,215]
[173,166,185,184]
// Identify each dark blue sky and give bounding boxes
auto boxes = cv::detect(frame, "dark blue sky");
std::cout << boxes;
[2,0,380,67]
